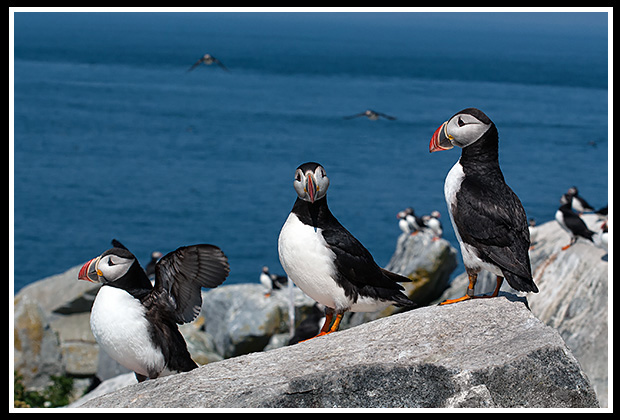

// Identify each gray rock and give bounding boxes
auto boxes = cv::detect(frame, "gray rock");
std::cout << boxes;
[436,214,608,407]
[16,264,101,315]
[386,231,458,305]
[13,295,64,390]
[201,283,316,358]
[79,297,598,409]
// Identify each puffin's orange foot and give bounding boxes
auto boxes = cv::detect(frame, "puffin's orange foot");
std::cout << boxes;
[298,330,332,343]
[561,244,572,251]
[439,295,472,305]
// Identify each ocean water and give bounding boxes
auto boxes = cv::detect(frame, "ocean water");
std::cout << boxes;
[12,12,609,292]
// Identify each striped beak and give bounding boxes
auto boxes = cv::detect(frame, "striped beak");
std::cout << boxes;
[78,256,101,282]
[429,121,454,153]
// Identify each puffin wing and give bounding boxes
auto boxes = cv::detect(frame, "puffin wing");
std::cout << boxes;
[154,244,230,324]
[562,211,595,239]
[321,225,410,291]
[187,58,203,72]
[378,112,397,120]
[454,176,532,281]
[213,57,230,71]
[343,112,365,120]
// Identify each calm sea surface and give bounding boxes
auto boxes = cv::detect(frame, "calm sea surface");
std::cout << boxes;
[12,12,609,292]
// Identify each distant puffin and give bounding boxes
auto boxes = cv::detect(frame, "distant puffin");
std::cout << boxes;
[424,210,443,240]
[429,108,538,304]
[78,240,230,382]
[404,207,427,235]
[278,162,415,338]
[343,109,396,121]
[259,266,287,297]
[187,53,229,72]
[555,193,595,250]
[567,186,595,214]
[145,250,163,280]
[397,210,414,234]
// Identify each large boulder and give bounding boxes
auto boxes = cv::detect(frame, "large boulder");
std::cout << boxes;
[78,297,598,409]
[436,214,608,407]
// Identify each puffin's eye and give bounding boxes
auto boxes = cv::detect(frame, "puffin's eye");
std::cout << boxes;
[457,117,465,127]
[295,171,302,182]
[107,258,115,266]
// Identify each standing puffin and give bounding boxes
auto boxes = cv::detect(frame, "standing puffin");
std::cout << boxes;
[567,186,595,214]
[556,193,595,250]
[78,240,230,382]
[278,162,415,338]
[429,108,538,304]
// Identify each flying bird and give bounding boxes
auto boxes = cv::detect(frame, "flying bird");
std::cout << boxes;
[343,109,396,121]
[78,240,230,382]
[429,108,538,304]
[187,53,229,72]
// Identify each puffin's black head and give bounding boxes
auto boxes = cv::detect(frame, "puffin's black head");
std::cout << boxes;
[429,107,495,152]
[293,162,330,203]
[78,246,138,285]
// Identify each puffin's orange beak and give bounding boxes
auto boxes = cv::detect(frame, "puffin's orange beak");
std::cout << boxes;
[78,257,100,282]
[429,121,454,153]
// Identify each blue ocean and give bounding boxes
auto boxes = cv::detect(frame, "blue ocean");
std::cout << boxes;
[12,12,609,292]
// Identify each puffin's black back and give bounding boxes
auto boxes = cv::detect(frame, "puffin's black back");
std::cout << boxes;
[452,122,537,293]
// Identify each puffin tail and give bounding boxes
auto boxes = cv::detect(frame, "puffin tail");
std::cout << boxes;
[380,267,412,283]
[503,271,539,294]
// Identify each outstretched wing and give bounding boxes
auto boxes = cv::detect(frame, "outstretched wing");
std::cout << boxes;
[342,112,365,120]
[154,244,230,324]
[213,57,230,72]
[187,58,203,72]
[378,112,397,120]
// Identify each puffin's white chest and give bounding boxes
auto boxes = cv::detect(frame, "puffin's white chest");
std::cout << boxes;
[278,213,350,311]
[555,210,571,235]
[90,286,165,377]
[444,161,465,244]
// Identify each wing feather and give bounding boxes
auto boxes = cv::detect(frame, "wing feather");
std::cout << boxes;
[454,175,532,281]
[154,244,230,324]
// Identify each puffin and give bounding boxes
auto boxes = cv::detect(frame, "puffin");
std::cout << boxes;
[397,209,415,234]
[259,266,287,297]
[278,162,416,338]
[429,108,538,304]
[405,207,427,235]
[424,210,443,241]
[78,240,230,382]
[555,193,595,250]
[187,53,229,72]
[343,109,396,121]
[567,186,595,214]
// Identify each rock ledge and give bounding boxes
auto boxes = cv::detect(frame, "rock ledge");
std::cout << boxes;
[80,297,598,409]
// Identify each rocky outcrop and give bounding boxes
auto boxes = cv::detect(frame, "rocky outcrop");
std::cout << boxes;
[13,229,455,395]
[79,297,598,408]
[436,214,608,407]
[386,231,457,304]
